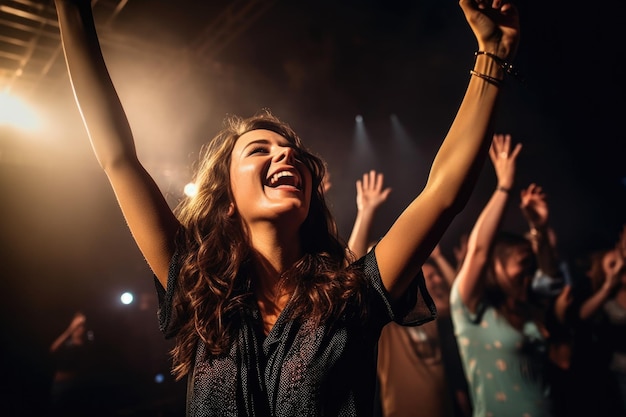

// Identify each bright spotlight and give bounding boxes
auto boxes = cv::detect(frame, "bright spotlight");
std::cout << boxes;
[0,90,40,130]
[120,291,134,305]
[184,182,198,197]
[355,114,363,123]
[154,373,165,383]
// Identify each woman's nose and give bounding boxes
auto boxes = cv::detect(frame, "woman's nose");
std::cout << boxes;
[273,146,296,163]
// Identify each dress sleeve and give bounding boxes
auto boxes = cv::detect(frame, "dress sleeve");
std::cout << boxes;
[362,247,437,327]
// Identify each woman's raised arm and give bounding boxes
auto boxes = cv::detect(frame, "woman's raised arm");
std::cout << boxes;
[375,0,520,299]
[55,0,180,286]
[455,134,522,311]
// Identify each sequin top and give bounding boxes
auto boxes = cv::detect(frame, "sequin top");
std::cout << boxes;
[155,249,436,417]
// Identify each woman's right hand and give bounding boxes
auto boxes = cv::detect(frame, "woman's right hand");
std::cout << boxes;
[459,0,520,61]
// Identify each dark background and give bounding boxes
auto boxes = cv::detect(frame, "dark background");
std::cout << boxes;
[1,0,624,415]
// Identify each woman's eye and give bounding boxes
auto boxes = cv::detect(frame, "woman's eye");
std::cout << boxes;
[248,147,268,155]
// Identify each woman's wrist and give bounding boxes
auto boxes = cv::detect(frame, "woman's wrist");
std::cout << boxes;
[496,185,511,194]
[473,53,505,81]
[477,39,516,62]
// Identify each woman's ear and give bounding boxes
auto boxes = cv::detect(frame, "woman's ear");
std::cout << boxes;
[227,202,235,217]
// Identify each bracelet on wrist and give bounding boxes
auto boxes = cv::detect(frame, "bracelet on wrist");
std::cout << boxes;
[474,51,524,82]
[469,69,502,87]
[496,185,510,193]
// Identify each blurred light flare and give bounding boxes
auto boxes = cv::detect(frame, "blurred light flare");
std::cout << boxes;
[184,182,198,197]
[0,90,41,131]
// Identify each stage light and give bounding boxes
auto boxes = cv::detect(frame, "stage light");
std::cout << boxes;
[120,291,134,305]
[390,113,414,148]
[354,114,368,143]
[350,113,376,174]
[154,373,165,383]
[0,90,40,130]
[184,182,198,197]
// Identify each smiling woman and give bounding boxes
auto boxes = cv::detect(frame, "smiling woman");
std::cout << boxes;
[229,128,311,227]
[53,0,520,415]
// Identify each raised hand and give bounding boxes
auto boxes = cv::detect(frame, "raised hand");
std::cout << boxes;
[520,183,548,230]
[602,249,624,292]
[488,133,522,190]
[355,170,392,213]
[347,170,392,259]
[459,0,520,60]
[69,312,86,331]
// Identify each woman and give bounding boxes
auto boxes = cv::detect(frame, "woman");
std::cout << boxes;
[450,134,570,417]
[377,256,473,417]
[54,0,520,415]
[574,228,626,416]
[48,312,96,415]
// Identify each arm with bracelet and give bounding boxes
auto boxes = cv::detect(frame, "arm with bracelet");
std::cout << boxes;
[520,183,565,296]
[455,133,522,312]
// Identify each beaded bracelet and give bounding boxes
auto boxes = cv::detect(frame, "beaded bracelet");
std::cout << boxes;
[474,51,522,80]
[469,69,502,87]
[496,185,510,193]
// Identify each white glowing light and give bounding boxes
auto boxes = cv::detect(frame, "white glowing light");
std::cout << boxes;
[0,90,40,130]
[184,182,198,197]
[120,291,134,305]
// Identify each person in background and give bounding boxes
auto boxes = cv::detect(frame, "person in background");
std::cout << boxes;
[48,311,97,416]
[347,170,392,259]
[346,170,471,417]
[54,0,520,414]
[571,225,626,417]
[450,134,571,417]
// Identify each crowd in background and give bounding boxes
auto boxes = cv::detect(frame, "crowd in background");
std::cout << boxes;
[339,134,626,417]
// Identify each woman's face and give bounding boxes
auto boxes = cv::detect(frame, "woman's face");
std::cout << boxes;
[494,248,535,300]
[229,129,312,229]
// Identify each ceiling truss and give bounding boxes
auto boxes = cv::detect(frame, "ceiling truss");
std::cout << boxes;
[0,0,275,98]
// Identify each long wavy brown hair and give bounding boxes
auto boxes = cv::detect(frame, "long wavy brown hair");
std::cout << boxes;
[169,110,365,380]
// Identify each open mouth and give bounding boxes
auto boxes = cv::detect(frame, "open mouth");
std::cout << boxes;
[266,169,302,190]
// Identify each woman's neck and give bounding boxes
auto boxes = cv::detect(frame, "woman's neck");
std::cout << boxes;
[249,228,302,334]
[248,221,302,278]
